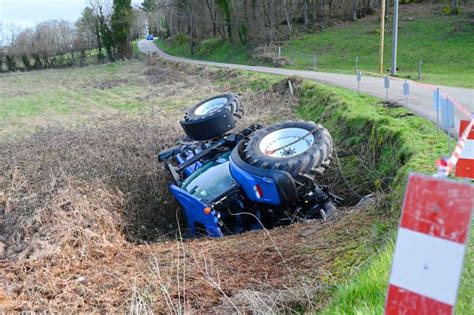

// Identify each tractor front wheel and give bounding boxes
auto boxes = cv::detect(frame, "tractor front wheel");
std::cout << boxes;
[180,93,243,141]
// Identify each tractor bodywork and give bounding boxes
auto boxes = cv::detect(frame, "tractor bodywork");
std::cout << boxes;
[159,124,341,237]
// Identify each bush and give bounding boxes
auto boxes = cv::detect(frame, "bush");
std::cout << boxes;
[5,55,17,71]
[442,5,461,15]
[21,55,31,70]
[172,34,191,46]
[196,37,223,55]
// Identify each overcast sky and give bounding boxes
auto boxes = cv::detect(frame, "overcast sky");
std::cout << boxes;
[0,0,141,28]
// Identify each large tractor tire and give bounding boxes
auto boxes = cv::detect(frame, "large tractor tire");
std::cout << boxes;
[180,93,243,141]
[241,120,333,184]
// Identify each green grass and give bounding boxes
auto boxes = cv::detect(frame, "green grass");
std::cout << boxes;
[294,81,473,313]
[0,58,231,139]
[320,242,394,315]
[132,40,141,57]
[0,62,151,137]
[282,5,474,87]
[156,35,257,65]
[157,4,474,88]
[320,230,474,314]
[458,232,474,314]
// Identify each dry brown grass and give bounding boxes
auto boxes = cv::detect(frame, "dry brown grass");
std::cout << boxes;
[0,60,385,313]
[1,206,383,312]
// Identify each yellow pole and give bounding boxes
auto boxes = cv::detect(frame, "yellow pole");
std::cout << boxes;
[379,0,386,74]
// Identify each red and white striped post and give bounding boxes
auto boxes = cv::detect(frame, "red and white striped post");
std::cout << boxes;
[455,119,474,179]
[385,173,473,314]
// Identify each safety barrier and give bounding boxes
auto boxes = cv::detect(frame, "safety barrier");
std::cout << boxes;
[357,70,474,179]
[276,46,473,178]
[385,173,473,314]
[276,47,321,69]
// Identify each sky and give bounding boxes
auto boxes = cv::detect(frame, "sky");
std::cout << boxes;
[0,0,141,28]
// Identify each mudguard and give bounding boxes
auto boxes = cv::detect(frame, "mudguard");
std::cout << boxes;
[229,141,298,206]
[229,160,281,205]
[170,185,223,237]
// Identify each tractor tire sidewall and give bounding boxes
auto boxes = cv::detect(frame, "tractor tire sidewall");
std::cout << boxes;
[180,107,235,141]
[242,121,333,183]
[186,93,241,119]
[180,94,241,141]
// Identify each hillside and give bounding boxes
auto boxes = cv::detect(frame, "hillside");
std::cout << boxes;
[156,3,474,88]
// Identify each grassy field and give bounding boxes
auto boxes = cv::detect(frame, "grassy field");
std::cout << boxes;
[0,61,224,138]
[0,62,142,137]
[156,3,474,88]
[0,58,472,313]
[155,35,254,65]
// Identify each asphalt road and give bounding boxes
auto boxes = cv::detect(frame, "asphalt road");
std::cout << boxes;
[138,39,473,132]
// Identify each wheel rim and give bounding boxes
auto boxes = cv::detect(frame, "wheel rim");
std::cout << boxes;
[194,97,228,116]
[259,127,314,157]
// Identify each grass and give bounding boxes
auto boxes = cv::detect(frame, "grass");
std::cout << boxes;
[320,230,474,314]
[320,242,394,315]
[156,3,474,88]
[294,81,473,313]
[0,62,145,137]
[0,60,226,138]
[132,40,141,57]
[282,3,474,87]
[155,35,256,65]
[1,56,472,313]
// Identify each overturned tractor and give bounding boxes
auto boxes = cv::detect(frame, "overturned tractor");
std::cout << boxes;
[159,94,341,236]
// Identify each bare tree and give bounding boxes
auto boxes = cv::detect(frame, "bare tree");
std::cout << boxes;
[0,22,4,47]
[0,22,5,71]
[4,23,21,46]
[451,0,459,14]
[131,8,148,40]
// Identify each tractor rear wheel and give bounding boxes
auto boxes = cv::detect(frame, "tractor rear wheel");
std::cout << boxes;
[241,120,333,184]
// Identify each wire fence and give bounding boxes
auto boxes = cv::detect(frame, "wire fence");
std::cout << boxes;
[276,47,320,70]
[273,46,425,79]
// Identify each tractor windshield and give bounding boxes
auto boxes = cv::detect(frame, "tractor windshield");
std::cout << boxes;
[181,152,235,202]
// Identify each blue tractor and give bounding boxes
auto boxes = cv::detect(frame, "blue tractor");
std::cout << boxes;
[159,94,341,237]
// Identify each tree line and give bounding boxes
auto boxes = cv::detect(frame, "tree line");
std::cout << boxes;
[144,0,388,45]
[142,0,465,48]
[0,0,142,72]
[0,0,466,72]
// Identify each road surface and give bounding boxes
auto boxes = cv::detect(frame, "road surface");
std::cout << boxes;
[138,39,473,133]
